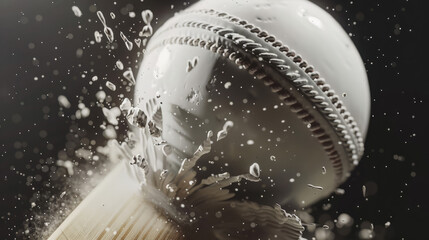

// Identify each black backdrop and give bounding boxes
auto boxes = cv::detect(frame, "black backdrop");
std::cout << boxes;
[1,0,427,239]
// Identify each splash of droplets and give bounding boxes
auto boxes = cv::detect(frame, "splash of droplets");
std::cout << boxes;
[249,163,260,178]
[105,81,116,91]
[307,184,323,191]
[57,95,71,108]
[123,67,136,85]
[115,60,124,70]
[71,6,82,17]
[94,31,102,43]
[120,31,133,51]
[97,11,114,43]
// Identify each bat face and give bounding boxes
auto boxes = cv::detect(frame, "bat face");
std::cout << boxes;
[135,0,370,208]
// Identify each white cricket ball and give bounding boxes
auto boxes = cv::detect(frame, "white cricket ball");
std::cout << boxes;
[135,0,370,208]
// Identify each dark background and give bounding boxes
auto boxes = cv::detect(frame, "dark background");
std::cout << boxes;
[1,0,427,239]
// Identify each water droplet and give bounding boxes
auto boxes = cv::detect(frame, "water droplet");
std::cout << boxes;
[217,130,228,141]
[141,10,153,24]
[103,26,114,43]
[216,121,233,141]
[60,191,66,198]
[342,92,347,97]
[335,188,345,195]
[322,225,329,229]
[307,184,323,190]
[71,6,82,17]
[106,81,116,91]
[249,163,260,178]
[224,81,232,89]
[103,125,116,139]
[385,221,391,228]
[58,95,71,108]
[247,139,255,145]
[116,60,124,70]
[166,183,177,193]
[120,98,132,112]
[123,67,136,85]
[57,160,74,175]
[96,91,106,102]
[134,38,141,48]
[120,31,133,51]
[337,213,353,228]
[322,166,326,174]
[96,11,106,25]
[322,203,331,210]
[97,11,114,43]
[270,155,276,161]
[102,107,121,125]
[140,25,153,37]
[94,31,102,43]
[110,12,116,19]
[362,185,367,197]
